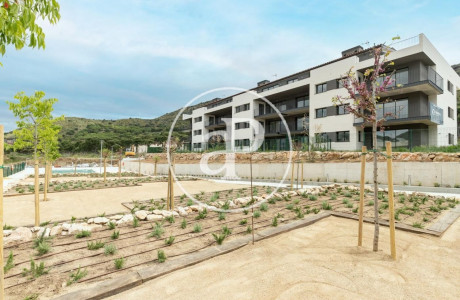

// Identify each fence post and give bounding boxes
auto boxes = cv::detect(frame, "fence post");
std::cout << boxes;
[358,146,367,247]
[386,141,397,260]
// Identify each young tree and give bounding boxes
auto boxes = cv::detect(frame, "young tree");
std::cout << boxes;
[0,0,60,56]
[333,38,399,251]
[7,91,59,226]
[101,148,111,182]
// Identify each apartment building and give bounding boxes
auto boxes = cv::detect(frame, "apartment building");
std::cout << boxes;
[183,34,460,152]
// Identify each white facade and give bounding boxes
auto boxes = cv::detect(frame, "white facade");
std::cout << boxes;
[183,34,460,151]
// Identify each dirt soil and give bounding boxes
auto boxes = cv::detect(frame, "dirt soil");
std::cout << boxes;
[3,180,248,227]
[108,216,460,300]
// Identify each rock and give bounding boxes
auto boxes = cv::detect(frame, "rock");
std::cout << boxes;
[50,225,62,236]
[177,207,188,216]
[109,215,123,220]
[87,218,94,224]
[61,223,71,231]
[152,209,162,215]
[67,223,89,234]
[31,226,41,233]
[37,227,51,238]
[3,230,13,237]
[135,210,148,220]
[147,214,163,221]
[93,217,110,225]
[4,227,33,246]
[116,214,134,225]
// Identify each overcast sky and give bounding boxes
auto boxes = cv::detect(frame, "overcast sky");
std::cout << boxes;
[1,0,459,131]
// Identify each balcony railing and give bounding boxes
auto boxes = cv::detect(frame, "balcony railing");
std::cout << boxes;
[427,67,443,90]
[205,119,226,127]
[254,102,309,117]
[390,35,420,51]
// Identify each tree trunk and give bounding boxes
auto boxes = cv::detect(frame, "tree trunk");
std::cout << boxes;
[34,125,40,227]
[154,160,157,176]
[118,159,121,178]
[372,121,379,251]
[44,161,48,201]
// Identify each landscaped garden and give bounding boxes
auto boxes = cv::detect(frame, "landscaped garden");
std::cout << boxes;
[3,183,458,299]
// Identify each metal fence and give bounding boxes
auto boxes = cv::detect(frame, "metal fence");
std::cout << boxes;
[3,161,26,177]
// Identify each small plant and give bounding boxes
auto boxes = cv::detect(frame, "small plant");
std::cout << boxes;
[352,207,358,213]
[98,212,106,217]
[212,233,227,245]
[67,266,88,285]
[367,200,374,206]
[330,194,337,200]
[76,230,91,239]
[312,208,320,214]
[321,201,332,210]
[286,203,294,210]
[71,216,77,223]
[221,225,232,236]
[114,257,125,269]
[3,224,14,230]
[104,244,117,255]
[157,250,166,263]
[187,199,193,206]
[246,226,252,234]
[308,195,317,201]
[193,223,202,233]
[23,294,39,300]
[165,236,175,246]
[412,222,423,229]
[218,212,226,221]
[132,217,140,228]
[239,219,247,225]
[22,259,49,278]
[87,240,105,250]
[434,182,440,187]
[165,215,175,224]
[111,230,120,240]
[36,241,51,256]
[253,210,261,218]
[260,203,268,212]
[39,220,51,227]
[195,208,208,220]
[149,223,165,238]
[272,216,278,227]
[107,221,116,230]
[243,209,249,215]
[346,203,353,209]
[4,251,14,273]
[181,218,187,229]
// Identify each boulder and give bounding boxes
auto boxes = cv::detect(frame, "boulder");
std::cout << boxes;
[176,207,188,217]
[109,215,123,220]
[50,225,62,236]
[61,223,71,231]
[135,210,148,220]
[37,227,51,238]
[147,214,163,221]
[93,217,110,225]
[3,230,13,237]
[116,214,134,225]
[4,227,33,246]
[87,218,94,224]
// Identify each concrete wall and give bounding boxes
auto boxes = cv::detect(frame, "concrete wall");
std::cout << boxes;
[123,160,460,187]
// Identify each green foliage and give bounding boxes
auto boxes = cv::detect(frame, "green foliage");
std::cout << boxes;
[22,259,49,279]
[272,216,278,227]
[36,241,51,256]
[260,203,268,212]
[67,267,88,286]
[23,294,39,300]
[181,218,187,229]
[239,219,247,225]
[87,240,105,250]
[165,236,175,246]
[111,230,120,240]
[107,222,116,230]
[253,210,261,218]
[75,230,91,239]
[321,201,332,210]
[165,215,175,224]
[4,251,14,273]
[114,257,125,270]
[218,212,226,221]
[193,223,202,233]
[308,195,317,201]
[195,208,208,220]
[104,244,117,255]
[221,225,232,236]
[149,222,165,238]
[157,250,166,263]
[212,233,227,245]
[132,217,140,228]
[246,226,252,234]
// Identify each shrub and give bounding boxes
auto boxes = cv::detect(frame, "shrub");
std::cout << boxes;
[132,217,140,228]
[107,222,116,230]
[412,222,423,229]
[239,219,247,225]
[193,223,202,233]
[346,203,353,209]
[246,226,252,234]
[330,194,337,200]
[157,250,166,263]
[149,223,165,238]
[312,208,320,214]
[344,192,352,198]
[114,257,125,269]
[367,200,374,206]
[36,241,51,256]
[181,218,187,229]
[260,203,268,212]
[195,208,208,220]
[187,199,193,206]
[104,244,117,255]
[286,204,294,210]
[243,209,249,215]
[67,266,88,285]
[352,207,358,213]
[272,217,278,227]
[308,195,317,201]
[434,182,440,187]
[218,212,226,221]
[111,230,120,240]
[212,233,227,245]
[221,225,232,236]
[165,215,175,224]
[22,259,49,279]
[165,236,175,246]
[76,230,91,239]
[321,201,332,210]
[87,240,105,250]
[3,251,14,273]
[253,210,261,218]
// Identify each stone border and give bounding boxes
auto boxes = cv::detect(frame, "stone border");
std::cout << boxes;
[427,205,460,232]
[53,212,330,300]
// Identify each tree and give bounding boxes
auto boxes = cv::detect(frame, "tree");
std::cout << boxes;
[7,91,60,226]
[101,148,110,182]
[0,0,60,56]
[333,38,399,251]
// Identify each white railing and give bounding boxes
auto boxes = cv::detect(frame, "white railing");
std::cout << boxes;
[389,35,420,51]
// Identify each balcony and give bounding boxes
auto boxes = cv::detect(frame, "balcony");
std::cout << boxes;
[254,101,309,120]
[205,119,227,130]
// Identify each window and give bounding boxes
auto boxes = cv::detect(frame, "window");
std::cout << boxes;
[316,83,327,94]
[262,84,280,92]
[235,139,250,147]
[268,120,281,133]
[447,81,453,94]
[336,104,349,115]
[358,131,362,142]
[315,108,327,118]
[296,96,309,108]
[287,78,298,84]
[235,122,250,130]
[448,133,454,145]
[336,131,350,142]
[235,103,250,113]
[315,133,328,143]
[278,103,287,111]
[337,79,344,89]
[377,99,408,119]
[448,107,454,119]
[194,116,202,123]
[193,130,202,136]
[378,68,408,87]
[296,116,308,131]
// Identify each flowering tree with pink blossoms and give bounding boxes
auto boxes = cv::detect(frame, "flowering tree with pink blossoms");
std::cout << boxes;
[333,37,400,251]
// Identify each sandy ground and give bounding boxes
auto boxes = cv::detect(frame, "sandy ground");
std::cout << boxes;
[3,180,247,227]
[110,216,460,300]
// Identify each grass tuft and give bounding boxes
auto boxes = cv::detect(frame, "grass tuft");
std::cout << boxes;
[104,244,117,256]
[67,266,88,286]
[114,257,125,269]
[157,250,166,263]
[87,240,105,250]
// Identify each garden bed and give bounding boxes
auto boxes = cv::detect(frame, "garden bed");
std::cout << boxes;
[3,184,458,299]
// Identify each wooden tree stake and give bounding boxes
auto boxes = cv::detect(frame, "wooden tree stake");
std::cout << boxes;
[34,159,40,226]
[290,160,295,190]
[250,155,254,245]
[301,161,304,189]
[358,146,367,246]
[386,141,396,260]
[118,159,121,178]
[0,125,5,299]
[104,158,107,183]
[44,161,48,201]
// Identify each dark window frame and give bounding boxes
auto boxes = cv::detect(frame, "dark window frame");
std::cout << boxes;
[315,108,327,118]
[316,83,327,94]
[336,131,350,142]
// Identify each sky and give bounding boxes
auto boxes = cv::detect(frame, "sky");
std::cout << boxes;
[1,0,459,131]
